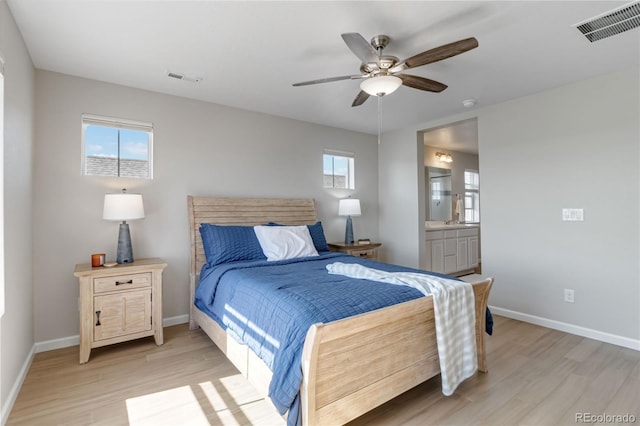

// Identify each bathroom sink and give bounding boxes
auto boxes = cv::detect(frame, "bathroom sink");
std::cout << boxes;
[425,222,478,230]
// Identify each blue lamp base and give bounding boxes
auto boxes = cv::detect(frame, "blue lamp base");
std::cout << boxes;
[117,222,134,264]
[344,215,355,244]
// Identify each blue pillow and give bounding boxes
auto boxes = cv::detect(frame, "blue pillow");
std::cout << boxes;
[265,221,329,252]
[307,221,329,252]
[199,224,266,266]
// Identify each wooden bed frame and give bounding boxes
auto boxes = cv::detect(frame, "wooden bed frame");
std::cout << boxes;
[188,196,493,425]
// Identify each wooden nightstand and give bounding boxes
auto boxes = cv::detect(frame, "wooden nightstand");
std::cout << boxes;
[328,242,382,260]
[74,258,167,364]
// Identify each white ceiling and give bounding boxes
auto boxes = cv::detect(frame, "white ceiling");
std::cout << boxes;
[423,118,478,154]
[7,1,640,144]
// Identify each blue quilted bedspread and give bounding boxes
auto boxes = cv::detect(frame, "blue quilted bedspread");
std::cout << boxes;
[194,252,484,425]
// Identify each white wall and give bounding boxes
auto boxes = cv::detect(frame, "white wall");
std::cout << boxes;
[379,66,639,346]
[33,70,378,343]
[378,127,423,267]
[480,66,639,343]
[0,0,35,421]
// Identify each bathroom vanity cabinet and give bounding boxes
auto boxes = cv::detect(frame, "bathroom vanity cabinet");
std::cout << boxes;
[425,225,479,276]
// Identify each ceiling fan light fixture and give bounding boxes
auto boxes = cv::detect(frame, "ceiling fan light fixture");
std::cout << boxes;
[360,75,402,97]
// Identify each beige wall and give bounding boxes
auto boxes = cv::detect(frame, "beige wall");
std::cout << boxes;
[32,70,378,344]
[0,0,35,421]
[380,66,640,346]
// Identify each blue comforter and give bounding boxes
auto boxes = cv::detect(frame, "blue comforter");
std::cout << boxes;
[194,252,489,425]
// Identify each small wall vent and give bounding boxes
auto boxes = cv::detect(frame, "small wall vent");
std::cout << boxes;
[573,1,640,42]
[166,71,202,83]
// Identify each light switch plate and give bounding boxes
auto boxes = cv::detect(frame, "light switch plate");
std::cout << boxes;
[562,208,584,221]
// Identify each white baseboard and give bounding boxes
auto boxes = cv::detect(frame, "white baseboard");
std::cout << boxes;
[1,344,35,426]
[34,334,79,353]
[34,314,190,353]
[489,305,640,351]
[163,314,189,328]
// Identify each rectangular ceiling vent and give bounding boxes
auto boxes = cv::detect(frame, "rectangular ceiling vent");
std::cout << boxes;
[573,1,640,42]
[166,71,202,83]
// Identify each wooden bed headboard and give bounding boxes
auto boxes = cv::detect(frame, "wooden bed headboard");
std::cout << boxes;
[187,196,318,279]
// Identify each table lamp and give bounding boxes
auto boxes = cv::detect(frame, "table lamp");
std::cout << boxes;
[103,189,144,264]
[338,198,361,244]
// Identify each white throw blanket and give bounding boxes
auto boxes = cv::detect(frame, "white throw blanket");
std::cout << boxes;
[326,262,477,396]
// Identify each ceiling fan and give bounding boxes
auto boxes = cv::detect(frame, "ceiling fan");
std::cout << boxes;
[293,33,478,107]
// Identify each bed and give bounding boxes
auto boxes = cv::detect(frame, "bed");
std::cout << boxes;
[188,196,493,426]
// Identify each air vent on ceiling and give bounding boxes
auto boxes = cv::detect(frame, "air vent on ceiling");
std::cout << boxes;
[166,71,202,83]
[573,1,640,42]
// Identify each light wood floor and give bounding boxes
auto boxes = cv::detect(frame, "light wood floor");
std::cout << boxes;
[8,316,640,426]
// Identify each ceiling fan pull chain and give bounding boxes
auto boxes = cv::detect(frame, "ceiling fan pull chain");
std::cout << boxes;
[377,95,382,145]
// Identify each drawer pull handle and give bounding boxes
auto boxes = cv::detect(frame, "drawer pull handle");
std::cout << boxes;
[115,280,133,286]
[95,310,101,326]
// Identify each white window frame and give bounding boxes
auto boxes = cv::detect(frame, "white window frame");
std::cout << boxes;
[431,180,442,201]
[81,113,154,179]
[323,149,355,190]
[464,169,480,224]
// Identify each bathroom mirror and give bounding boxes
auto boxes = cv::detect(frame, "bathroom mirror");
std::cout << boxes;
[426,167,452,221]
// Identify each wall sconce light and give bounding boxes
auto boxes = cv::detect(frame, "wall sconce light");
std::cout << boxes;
[435,152,453,163]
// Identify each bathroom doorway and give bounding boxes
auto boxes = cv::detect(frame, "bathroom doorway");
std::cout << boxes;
[419,117,481,270]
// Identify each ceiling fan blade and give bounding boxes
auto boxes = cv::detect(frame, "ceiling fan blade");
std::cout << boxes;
[341,33,379,64]
[390,37,478,73]
[292,74,366,87]
[351,90,370,107]
[399,74,448,92]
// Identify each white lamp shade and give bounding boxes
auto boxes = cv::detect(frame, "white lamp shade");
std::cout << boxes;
[360,75,402,96]
[103,193,145,221]
[338,198,361,216]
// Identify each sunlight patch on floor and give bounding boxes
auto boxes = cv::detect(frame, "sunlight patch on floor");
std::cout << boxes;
[126,385,209,426]
[125,375,284,426]
[199,375,285,425]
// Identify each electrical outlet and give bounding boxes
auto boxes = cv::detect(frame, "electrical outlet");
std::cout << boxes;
[564,288,575,303]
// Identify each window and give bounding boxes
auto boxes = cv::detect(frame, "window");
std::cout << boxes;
[431,180,442,201]
[323,150,355,189]
[82,114,153,179]
[464,170,480,223]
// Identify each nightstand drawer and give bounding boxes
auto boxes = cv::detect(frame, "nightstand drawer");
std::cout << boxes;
[351,249,376,258]
[93,272,151,294]
[328,242,381,261]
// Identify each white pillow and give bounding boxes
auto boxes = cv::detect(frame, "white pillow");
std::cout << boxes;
[254,225,319,261]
